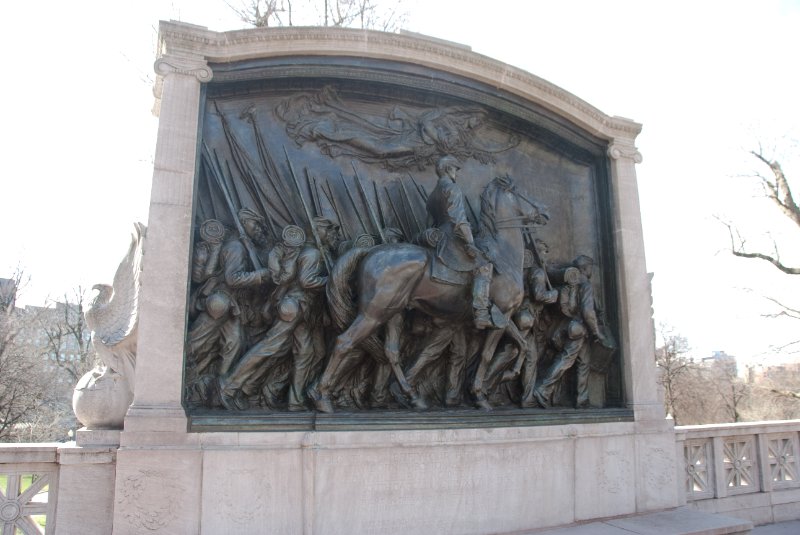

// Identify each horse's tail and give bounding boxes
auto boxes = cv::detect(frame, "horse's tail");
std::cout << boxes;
[327,247,370,332]
[326,247,384,357]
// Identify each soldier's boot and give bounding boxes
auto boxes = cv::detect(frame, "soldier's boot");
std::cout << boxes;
[472,263,494,330]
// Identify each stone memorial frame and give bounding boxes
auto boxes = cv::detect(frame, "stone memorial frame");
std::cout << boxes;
[112,22,676,534]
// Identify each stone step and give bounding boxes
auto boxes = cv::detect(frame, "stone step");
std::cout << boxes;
[528,507,753,535]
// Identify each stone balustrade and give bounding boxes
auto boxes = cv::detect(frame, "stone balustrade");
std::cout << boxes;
[677,420,800,525]
[0,444,116,534]
[0,445,59,534]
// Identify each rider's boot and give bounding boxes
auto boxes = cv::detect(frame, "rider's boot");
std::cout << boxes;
[472,263,494,330]
[307,384,334,413]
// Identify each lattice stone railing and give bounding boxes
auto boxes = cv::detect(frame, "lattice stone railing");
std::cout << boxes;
[0,446,59,535]
[677,421,800,502]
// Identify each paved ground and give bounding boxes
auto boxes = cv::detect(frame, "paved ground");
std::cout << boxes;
[751,520,800,534]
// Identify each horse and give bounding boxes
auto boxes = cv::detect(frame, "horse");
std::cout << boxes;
[309,175,548,412]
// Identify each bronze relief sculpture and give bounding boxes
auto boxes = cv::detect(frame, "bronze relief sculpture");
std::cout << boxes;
[184,78,620,421]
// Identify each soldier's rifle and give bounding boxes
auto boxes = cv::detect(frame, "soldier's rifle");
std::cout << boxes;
[202,142,263,270]
[397,177,424,234]
[408,173,428,202]
[373,181,387,230]
[341,173,369,235]
[351,162,386,244]
[322,180,350,240]
[283,146,333,272]
[239,104,299,227]
[383,185,410,240]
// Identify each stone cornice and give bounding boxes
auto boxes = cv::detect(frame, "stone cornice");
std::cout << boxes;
[156,21,642,144]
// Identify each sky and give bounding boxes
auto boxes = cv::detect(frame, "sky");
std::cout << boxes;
[1,0,799,368]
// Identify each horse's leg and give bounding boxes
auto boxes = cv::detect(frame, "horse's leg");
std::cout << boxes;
[310,313,380,413]
[384,313,427,410]
[503,322,529,380]
[471,328,506,411]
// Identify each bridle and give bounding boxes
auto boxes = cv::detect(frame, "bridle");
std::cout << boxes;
[492,188,548,230]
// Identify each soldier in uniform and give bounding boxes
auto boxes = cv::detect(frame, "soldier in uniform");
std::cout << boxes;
[186,210,272,380]
[219,223,332,411]
[534,255,609,408]
[426,156,494,329]
[518,240,559,407]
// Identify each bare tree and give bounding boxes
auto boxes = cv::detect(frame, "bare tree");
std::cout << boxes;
[744,364,800,420]
[38,287,97,385]
[0,271,62,442]
[655,324,692,424]
[227,0,289,27]
[722,148,800,275]
[227,0,408,31]
[706,363,749,423]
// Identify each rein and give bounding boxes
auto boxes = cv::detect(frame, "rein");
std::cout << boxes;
[493,215,538,230]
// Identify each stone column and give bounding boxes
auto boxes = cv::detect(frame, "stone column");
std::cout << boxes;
[606,139,665,426]
[123,54,211,435]
[607,138,680,512]
[54,446,117,534]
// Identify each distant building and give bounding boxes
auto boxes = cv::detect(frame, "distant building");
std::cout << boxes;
[0,283,95,441]
[0,277,17,311]
[12,302,92,385]
[700,350,737,376]
[747,361,800,385]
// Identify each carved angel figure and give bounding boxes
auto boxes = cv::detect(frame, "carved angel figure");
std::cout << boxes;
[275,86,519,170]
[85,222,146,396]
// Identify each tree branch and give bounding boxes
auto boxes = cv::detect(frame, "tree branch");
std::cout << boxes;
[717,216,800,274]
[751,150,800,228]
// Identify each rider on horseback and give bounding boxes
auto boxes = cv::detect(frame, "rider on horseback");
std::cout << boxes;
[427,155,495,330]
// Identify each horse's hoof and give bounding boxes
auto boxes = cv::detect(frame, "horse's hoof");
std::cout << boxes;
[220,390,248,411]
[411,395,428,411]
[475,398,493,412]
[473,390,493,411]
[501,370,518,382]
[445,396,461,408]
[308,387,334,414]
[533,390,551,409]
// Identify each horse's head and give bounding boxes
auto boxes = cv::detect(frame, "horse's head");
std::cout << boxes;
[480,175,549,236]
[527,200,550,226]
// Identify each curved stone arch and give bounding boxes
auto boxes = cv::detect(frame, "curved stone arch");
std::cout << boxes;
[156,22,640,147]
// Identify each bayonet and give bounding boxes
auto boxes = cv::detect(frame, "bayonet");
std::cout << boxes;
[322,180,350,240]
[397,178,423,234]
[202,143,262,270]
[352,162,386,243]
[341,173,369,234]
[282,146,332,272]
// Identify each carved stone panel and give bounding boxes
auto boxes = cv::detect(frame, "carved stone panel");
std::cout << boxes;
[182,55,625,427]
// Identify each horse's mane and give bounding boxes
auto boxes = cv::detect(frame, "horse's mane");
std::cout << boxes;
[479,174,515,238]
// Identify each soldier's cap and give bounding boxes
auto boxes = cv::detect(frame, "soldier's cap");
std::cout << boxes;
[200,219,225,243]
[238,208,265,225]
[282,225,306,247]
[436,155,461,173]
[573,255,595,268]
[313,217,340,230]
[523,249,534,269]
[384,227,404,242]
[564,266,582,285]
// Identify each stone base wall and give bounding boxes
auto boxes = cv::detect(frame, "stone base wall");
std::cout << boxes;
[110,422,678,535]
